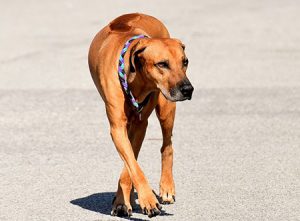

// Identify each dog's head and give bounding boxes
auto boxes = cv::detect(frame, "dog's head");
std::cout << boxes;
[130,38,194,101]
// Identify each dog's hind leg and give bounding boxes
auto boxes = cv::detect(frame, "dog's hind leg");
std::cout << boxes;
[155,93,176,204]
[111,120,148,217]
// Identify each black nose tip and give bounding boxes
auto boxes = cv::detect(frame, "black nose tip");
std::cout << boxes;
[180,83,194,99]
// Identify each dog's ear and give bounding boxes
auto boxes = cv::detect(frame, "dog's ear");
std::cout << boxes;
[130,39,147,73]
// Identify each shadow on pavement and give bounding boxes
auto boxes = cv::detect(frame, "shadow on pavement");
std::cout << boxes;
[70,192,173,221]
[70,192,114,216]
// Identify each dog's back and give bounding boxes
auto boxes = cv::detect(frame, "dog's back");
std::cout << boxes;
[108,13,170,38]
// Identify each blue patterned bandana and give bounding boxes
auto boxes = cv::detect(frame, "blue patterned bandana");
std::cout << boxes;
[118,34,147,113]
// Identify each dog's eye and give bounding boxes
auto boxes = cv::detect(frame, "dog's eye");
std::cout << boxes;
[155,61,169,69]
[183,58,189,67]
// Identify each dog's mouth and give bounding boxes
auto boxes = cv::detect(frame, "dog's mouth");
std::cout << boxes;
[158,78,194,102]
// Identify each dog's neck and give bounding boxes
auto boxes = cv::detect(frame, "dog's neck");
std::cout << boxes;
[124,39,156,105]
[127,71,154,104]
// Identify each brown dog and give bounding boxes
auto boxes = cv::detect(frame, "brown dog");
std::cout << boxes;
[88,13,193,218]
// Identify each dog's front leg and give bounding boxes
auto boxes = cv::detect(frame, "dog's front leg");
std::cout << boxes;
[111,120,148,217]
[156,94,176,204]
[110,125,161,217]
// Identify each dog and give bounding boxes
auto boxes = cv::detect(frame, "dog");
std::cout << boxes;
[88,13,194,218]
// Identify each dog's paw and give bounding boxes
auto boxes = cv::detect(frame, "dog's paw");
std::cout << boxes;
[138,189,162,218]
[159,192,175,204]
[111,196,133,217]
[159,179,175,204]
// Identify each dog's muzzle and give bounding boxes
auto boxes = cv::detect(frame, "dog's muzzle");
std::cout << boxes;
[170,77,194,101]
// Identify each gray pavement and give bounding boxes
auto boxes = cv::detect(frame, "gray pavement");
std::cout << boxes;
[1,0,300,220]
[1,88,300,221]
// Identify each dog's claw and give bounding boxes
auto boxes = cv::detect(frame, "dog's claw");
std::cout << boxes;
[128,209,133,217]
[159,194,175,204]
[146,208,160,218]
[148,209,154,218]
[154,208,161,216]
[111,204,132,217]
[143,207,147,215]
[152,190,158,196]
[111,196,116,205]
[156,203,162,210]
[142,204,161,218]
[111,209,117,216]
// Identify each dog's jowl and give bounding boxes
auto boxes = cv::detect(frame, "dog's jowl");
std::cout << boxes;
[88,13,193,218]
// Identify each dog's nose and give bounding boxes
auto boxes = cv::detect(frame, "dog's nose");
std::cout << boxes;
[180,83,194,99]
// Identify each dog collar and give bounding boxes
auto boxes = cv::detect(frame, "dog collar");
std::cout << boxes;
[118,34,148,114]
